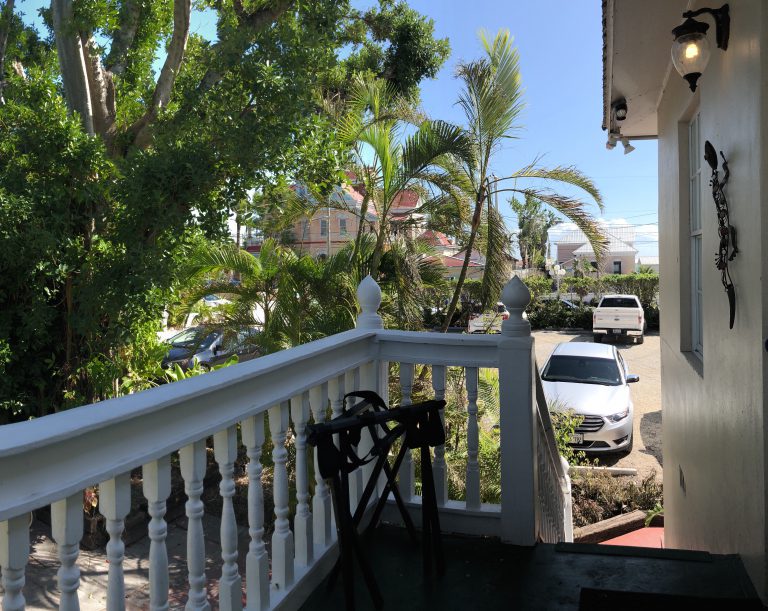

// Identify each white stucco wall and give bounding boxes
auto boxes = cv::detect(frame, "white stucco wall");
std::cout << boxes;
[657,0,767,596]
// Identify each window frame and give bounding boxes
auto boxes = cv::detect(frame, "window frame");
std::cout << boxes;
[688,113,704,359]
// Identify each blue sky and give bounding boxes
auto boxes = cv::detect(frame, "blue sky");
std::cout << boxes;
[398,0,659,258]
[20,0,659,257]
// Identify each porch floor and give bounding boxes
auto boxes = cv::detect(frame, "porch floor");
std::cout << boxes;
[300,524,764,610]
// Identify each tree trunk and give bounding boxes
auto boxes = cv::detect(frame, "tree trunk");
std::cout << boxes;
[0,0,15,105]
[369,220,388,278]
[51,0,95,135]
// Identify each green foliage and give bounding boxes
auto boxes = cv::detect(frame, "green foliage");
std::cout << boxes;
[549,406,589,466]
[526,301,593,331]
[644,502,664,527]
[510,194,557,268]
[598,273,659,309]
[523,276,554,300]
[328,0,450,101]
[561,276,596,301]
[1,0,450,417]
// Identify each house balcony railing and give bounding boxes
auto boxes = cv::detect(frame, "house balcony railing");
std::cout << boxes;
[0,276,571,611]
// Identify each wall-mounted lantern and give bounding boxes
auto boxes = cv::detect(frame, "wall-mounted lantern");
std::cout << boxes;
[671,4,730,92]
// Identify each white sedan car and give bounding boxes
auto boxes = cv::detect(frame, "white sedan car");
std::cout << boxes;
[541,342,639,454]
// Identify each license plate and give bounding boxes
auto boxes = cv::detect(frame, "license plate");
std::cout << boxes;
[612,328,622,334]
[570,433,584,444]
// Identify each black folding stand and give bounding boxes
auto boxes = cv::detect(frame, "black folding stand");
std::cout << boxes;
[307,390,446,610]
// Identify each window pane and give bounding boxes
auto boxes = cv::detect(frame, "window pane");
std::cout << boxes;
[689,115,701,231]
[692,235,703,356]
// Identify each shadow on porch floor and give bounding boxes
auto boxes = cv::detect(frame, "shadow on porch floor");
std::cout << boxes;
[300,524,764,610]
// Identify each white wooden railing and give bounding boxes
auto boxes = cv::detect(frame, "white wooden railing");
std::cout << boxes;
[0,275,570,610]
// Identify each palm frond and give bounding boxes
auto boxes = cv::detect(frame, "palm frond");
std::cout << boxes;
[478,203,512,308]
[182,242,262,282]
[514,188,608,259]
[505,164,604,210]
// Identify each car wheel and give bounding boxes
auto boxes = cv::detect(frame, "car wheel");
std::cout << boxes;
[593,334,602,343]
[636,335,644,345]
[623,433,634,454]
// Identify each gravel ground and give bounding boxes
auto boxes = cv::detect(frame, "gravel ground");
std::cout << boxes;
[533,330,662,480]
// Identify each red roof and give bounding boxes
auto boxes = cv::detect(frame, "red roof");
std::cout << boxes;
[419,230,453,247]
[390,190,419,211]
[441,255,482,268]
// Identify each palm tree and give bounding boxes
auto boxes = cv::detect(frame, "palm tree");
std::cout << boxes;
[337,77,472,276]
[179,238,358,353]
[510,194,558,269]
[440,30,607,331]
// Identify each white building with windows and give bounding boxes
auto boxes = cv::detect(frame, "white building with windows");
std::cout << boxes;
[554,227,637,275]
[603,0,768,599]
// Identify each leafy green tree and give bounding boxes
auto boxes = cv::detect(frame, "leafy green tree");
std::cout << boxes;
[325,0,450,101]
[0,1,450,418]
[440,30,606,331]
[510,194,557,269]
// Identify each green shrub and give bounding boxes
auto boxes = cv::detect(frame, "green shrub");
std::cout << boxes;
[598,273,659,309]
[527,301,593,330]
[524,275,553,300]
[571,470,663,527]
[645,305,660,330]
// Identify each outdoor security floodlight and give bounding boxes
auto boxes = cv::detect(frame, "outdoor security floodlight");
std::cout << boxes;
[621,137,635,155]
[606,134,618,150]
[671,4,729,92]
[612,99,628,121]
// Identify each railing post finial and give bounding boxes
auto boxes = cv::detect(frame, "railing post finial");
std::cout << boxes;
[357,275,383,329]
[500,276,531,337]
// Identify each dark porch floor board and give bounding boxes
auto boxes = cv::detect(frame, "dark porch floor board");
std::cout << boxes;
[300,525,762,610]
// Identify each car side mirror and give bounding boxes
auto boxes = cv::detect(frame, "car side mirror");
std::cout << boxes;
[626,374,640,383]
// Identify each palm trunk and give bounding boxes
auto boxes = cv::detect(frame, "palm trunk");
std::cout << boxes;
[369,220,388,277]
[441,190,485,332]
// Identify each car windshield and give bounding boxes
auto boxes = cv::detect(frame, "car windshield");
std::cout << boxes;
[600,297,638,308]
[168,327,218,349]
[542,355,622,386]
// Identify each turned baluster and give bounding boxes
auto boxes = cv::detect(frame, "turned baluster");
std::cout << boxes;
[345,368,363,508]
[214,426,242,611]
[432,365,448,506]
[99,473,131,611]
[0,514,29,611]
[241,414,269,611]
[290,393,313,567]
[143,456,171,611]
[465,367,481,510]
[52,493,83,611]
[309,383,333,548]
[269,402,294,591]
[180,441,211,611]
[397,362,415,502]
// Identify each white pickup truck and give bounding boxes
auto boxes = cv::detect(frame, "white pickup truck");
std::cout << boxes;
[593,294,646,344]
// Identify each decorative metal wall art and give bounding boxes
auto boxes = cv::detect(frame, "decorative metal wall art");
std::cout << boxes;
[704,140,738,328]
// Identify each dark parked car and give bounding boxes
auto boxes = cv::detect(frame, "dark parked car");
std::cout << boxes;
[162,326,260,370]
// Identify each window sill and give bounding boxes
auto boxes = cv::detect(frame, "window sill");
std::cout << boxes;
[681,350,703,378]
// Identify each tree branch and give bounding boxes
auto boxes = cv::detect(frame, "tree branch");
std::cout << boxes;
[127,0,191,148]
[83,36,116,141]
[105,0,141,75]
[0,0,15,104]
[195,0,294,97]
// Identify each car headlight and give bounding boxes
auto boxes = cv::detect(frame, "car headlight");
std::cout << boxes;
[607,407,629,423]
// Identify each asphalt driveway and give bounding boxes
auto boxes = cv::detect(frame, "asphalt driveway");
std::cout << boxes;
[533,330,662,480]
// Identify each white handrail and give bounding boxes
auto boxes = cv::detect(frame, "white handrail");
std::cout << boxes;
[0,328,378,522]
